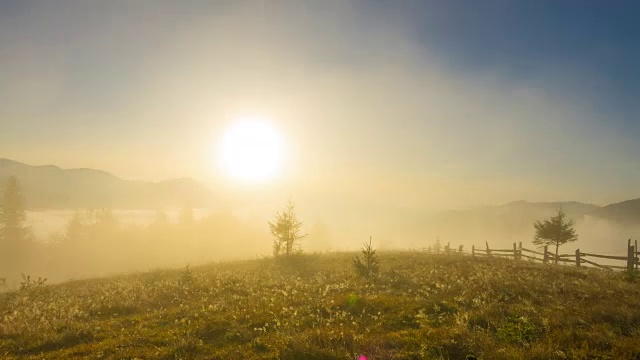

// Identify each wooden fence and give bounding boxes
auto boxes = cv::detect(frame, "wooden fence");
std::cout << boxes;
[423,239,640,272]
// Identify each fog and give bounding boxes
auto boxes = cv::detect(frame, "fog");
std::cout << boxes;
[2,2,640,285]
[0,200,629,287]
[6,209,267,286]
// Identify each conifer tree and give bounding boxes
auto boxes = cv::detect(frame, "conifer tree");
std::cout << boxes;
[269,200,306,256]
[533,210,578,264]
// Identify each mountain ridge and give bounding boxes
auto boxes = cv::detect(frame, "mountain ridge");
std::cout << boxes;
[1,158,638,226]
[0,158,213,209]
[588,198,640,225]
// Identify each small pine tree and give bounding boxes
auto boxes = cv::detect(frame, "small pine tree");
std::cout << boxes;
[353,237,379,278]
[269,200,306,256]
[178,264,194,287]
[533,209,578,264]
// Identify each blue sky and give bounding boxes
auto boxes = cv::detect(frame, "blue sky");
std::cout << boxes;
[1,0,639,208]
[402,1,640,120]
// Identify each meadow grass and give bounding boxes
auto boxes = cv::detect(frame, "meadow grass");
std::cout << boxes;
[1,252,639,359]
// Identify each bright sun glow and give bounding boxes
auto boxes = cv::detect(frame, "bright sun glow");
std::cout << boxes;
[218,119,284,183]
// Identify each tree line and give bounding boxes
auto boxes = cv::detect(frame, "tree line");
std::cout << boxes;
[0,176,269,283]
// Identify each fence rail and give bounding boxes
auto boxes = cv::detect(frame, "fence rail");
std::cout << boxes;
[519,253,539,261]
[579,253,628,261]
[521,247,545,256]
[423,239,639,273]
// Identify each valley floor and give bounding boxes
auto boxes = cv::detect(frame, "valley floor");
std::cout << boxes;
[1,252,639,359]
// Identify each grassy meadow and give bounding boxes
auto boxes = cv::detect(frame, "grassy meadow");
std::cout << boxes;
[1,252,639,359]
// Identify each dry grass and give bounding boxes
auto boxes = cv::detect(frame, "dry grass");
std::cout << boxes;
[1,252,639,359]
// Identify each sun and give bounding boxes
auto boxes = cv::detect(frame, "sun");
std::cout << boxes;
[217,118,284,183]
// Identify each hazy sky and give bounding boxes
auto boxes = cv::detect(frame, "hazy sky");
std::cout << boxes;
[1,0,640,209]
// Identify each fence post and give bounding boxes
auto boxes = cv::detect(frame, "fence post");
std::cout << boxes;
[633,240,638,270]
[628,242,635,274]
[447,242,451,255]
[575,249,580,268]
[518,242,522,260]
[472,245,475,257]
[543,246,548,264]
[513,242,517,260]
[486,241,491,257]
[459,245,463,254]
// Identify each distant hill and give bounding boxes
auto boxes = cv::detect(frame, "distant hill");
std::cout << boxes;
[0,158,213,209]
[589,198,640,225]
[420,200,602,246]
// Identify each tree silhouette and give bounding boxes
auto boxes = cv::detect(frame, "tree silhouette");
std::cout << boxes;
[533,209,578,264]
[269,200,306,256]
[153,209,170,227]
[434,236,442,254]
[0,176,30,273]
[64,211,87,243]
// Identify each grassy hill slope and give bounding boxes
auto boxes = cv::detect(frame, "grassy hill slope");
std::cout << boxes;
[1,253,639,359]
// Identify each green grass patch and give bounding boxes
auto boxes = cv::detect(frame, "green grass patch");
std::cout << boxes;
[0,252,639,359]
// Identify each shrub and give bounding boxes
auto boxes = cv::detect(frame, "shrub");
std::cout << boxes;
[20,273,47,291]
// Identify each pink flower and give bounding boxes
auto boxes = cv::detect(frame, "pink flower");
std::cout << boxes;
[359,356,367,360]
